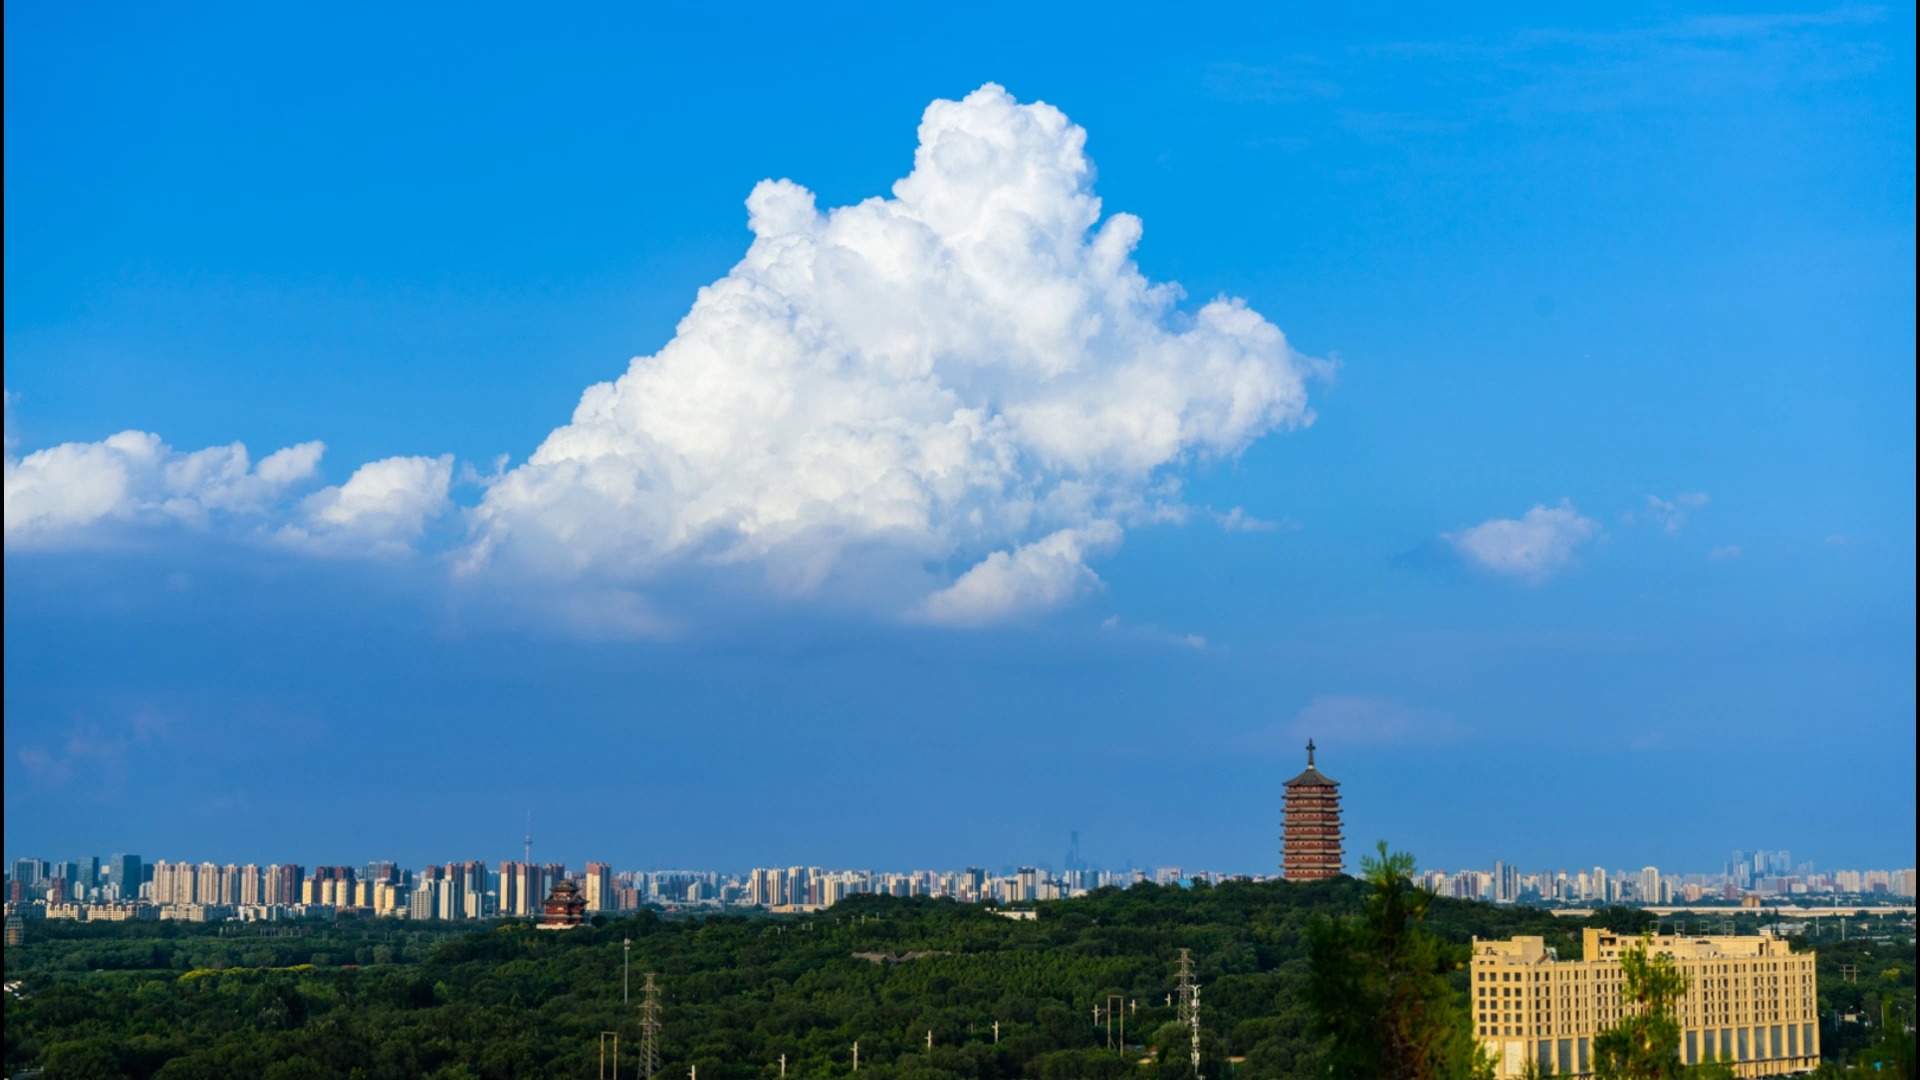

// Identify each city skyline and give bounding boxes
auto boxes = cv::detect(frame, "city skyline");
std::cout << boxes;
[5,4,1915,873]
[9,838,1915,896]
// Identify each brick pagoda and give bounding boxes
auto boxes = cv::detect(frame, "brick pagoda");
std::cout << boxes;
[1281,739,1343,880]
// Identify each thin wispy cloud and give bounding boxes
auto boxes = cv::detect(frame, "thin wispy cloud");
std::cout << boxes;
[1203,59,1341,105]
[12,709,171,790]
[1644,491,1710,534]
[1100,615,1209,651]
[1241,695,1465,751]
[1213,506,1294,533]
[1336,7,1890,128]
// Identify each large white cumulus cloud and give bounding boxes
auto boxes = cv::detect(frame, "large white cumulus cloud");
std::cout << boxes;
[467,84,1319,623]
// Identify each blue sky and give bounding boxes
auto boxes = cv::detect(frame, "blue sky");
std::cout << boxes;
[5,2,1914,876]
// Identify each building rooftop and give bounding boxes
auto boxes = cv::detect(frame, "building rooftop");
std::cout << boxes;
[1472,929,1803,965]
[1284,739,1339,788]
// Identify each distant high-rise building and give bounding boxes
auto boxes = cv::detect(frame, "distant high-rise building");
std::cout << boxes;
[151,860,198,906]
[498,861,522,916]
[410,879,441,921]
[239,864,264,906]
[1280,740,1343,880]
[196,863,222,906]
[449,861,486,918]
[437,871,465,920]
[106,854,142,901]
[1639,866,1662,904]
[268,864,303,905]
[1016,867,1039,901]
[373,880,406,915]
[584,862,613,912]
[499,862,548,917]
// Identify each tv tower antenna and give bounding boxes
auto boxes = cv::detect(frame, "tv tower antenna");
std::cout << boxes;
[637,972,662,1079]
[1176,948,1203,1080]
[523,810,533,868]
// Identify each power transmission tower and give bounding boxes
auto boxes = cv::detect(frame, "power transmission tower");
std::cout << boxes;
[1176,948,1203,1080]
[638,972,663,1079]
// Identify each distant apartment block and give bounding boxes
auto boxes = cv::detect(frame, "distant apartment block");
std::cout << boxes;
[1473,928,1818,1078]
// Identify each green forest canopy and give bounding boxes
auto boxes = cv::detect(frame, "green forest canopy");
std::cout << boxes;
[3,878,1911,1080]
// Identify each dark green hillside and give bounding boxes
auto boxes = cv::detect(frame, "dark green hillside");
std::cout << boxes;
[4,880,1900,1079]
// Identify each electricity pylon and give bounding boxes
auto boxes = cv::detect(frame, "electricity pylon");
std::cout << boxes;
[638,972,663,1079]
[1176,948,1202,1080]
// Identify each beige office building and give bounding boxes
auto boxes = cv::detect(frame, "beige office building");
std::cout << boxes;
[1472,928,1818,1078]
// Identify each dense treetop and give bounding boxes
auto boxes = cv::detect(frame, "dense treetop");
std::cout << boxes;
[3,879,1909,1080]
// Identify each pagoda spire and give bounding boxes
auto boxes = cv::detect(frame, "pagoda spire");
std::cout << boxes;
[1306,739,1316,767]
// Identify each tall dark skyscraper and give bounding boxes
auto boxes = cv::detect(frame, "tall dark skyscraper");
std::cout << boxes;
[105,854,142,900]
